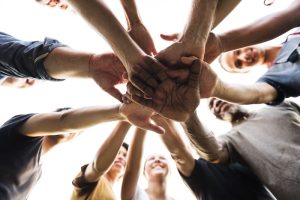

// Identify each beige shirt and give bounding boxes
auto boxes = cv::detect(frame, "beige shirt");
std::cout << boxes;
[71,164,117,200]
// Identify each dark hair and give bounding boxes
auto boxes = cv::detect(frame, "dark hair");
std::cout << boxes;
[122,142,129,150]
[55,107,72,112]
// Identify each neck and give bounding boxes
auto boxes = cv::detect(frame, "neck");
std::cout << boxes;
[104,172,118,186]
[146,176,167,200]
[264,46,281,67]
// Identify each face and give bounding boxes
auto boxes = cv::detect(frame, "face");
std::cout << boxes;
[109,146,128,177]
[144,154,169,180]
[1,77,35,88]
[208,98,247,124]
[220,46,266,73]
[38,0,69,10]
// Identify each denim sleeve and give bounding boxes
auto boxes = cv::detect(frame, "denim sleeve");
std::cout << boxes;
[0,32,66,80]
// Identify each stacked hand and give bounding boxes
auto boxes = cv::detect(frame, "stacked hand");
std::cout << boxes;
[126,57,201,122]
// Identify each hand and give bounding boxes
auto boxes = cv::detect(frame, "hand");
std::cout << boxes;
[156,35,204,68]
[128,23,157,55]
[128,57,201,122]
[197,60,218,98]
[204,32,222,64]
[89,53,127,102]
[119,102,164,134]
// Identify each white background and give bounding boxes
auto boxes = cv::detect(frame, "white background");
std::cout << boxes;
[0,0,296,199]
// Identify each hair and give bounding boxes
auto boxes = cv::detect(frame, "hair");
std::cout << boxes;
[122,142,129,151]
[54,107,72,112]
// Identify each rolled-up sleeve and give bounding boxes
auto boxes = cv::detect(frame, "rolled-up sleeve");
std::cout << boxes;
[0,32,66,80]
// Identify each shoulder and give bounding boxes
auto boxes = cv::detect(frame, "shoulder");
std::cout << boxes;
[0,114,36,137]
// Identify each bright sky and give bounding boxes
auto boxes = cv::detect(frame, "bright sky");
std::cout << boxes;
[0,0,296,199]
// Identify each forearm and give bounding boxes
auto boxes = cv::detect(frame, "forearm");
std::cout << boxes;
[121,129,146,200]
[219,2,300,52]
[68,0,145,70]
[84,121,131,182]
[181,0,218,58]
[120,0,141,28]
[181,112,227,163]
[92,121,131,174]
[44,47,92,79]
[19,105,124,137]
[212,0,240,29]
[213,80,278,104]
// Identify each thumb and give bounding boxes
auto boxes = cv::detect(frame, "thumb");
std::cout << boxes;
[141,121,165,134]
[160,33,179,42]
[105,87,123,103]
[181,56,198,65]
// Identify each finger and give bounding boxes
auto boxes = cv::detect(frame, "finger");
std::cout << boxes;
[143,56,169,82]
[188,59,201,88]
[131,64,159,88]
[122,95,132,104]
[160,33,179,42]
[166,69,189,82]
[131,94,156,110]
[151,46,157,56]
[105,87,123,103]
[126,82,144,97]
[181,56,198,65]
[131,75,155,97]
[139,121,165,134]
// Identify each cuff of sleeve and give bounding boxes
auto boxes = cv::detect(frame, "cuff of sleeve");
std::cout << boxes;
[34,37,67,81]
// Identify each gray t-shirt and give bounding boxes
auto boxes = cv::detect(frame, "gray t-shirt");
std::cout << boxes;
[220,101,300,200]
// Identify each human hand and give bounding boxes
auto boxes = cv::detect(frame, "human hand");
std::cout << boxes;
[204,32,222,64]
[127,57,201,122]
[156,34,204,68]
[128,23,157,55]
[89,53,127,102]
[119,102,164,134]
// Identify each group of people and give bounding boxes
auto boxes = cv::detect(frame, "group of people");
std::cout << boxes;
[0,0,299,200]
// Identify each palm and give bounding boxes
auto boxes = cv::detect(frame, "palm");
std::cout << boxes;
[90,53,127,102]
[131,58,201,122]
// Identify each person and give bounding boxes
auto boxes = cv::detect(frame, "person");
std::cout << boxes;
[0,101,164,200]
[35,0,70,10]
[179,97,300,200]
[218,44,281,73]
[121,129,175,200]
[0,31,128,102]
[149,115,275,200]
[71,121,131,200]
[0,74,36,88]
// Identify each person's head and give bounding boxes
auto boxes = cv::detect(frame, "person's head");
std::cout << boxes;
[219,46,266,73]
[35,0,69,10]
[143,154,170,181]
[107,143,129,179]
[208,98,249,125]
[0,76,36,88]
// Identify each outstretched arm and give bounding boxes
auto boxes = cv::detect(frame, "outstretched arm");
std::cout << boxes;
[84,121,131,182]
[156,0,218,66]
[121,128,146,200]
[120,0,156,55]
[205,0,300,63]
[181,112,229,163]
[151,115,195,177]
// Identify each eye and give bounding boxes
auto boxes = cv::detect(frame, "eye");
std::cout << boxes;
[234,49,241,56]
[234,59,242,69]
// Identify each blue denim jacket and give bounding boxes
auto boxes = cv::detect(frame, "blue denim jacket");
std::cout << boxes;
[0,32,66,80]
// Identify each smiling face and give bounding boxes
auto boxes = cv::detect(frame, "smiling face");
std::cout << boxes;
[36,0,69,10]
[219,46,266,73]
[108,146,128,178]
[144,154,169,180]
[208,98,249,124]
